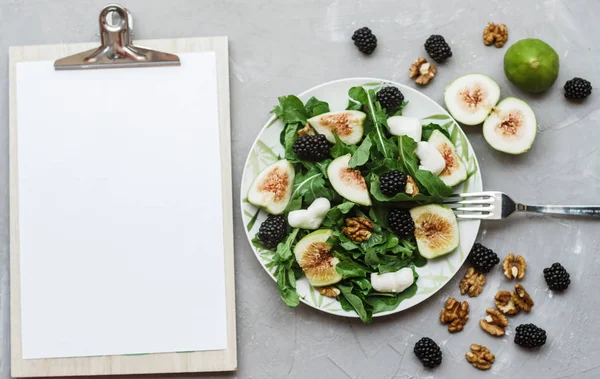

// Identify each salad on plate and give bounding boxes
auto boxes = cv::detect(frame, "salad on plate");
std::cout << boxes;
[246,83,477,323]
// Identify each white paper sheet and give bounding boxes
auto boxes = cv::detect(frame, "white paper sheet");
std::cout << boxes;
[16,52,228,359]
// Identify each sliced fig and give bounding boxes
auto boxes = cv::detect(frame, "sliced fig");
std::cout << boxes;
[247,160,295,215]
[327,154,372,206]
[444,74,501,125]
[410,204,459,259]
[427,130,467,187]
[307,110,366,145]
[483,97,537,154]
[294,229,342,287]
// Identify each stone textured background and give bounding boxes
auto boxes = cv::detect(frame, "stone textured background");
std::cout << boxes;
[1,0,599,378]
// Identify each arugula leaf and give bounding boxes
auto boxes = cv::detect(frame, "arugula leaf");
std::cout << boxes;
[396,136,453,199]
[347,87,391,159]
[348,135,372,168]
[271,95,309,124]
[289,167,334,205]
[388,101,409,117]
[334,255,370,278]
[330,132,357,158]
[281,123,301,162]
[266,229,300,307]
[338,284,371,323]
[304,97,330,117]
[414,170,453,199]
[367,282,418,313]
[421,122,451,141]
[322,201,356,228]
[397,135,419,175]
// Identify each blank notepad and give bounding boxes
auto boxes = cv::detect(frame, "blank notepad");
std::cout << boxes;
[16,52,228,359]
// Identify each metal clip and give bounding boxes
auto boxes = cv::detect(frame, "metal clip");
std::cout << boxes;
[54,4,180,70]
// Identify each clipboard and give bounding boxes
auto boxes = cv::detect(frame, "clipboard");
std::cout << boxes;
[9,4,236,377]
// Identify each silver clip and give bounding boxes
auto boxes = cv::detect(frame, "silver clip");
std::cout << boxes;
[54,4,180,70]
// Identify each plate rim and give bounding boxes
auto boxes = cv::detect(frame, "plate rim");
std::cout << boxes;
[240,77,482,319]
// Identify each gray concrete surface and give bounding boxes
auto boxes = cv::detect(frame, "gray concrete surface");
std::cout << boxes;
[1,0,599,378]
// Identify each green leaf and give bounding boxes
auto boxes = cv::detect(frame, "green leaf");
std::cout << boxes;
[389,101,409,117]
[330,132,357,158]
[347,87,390,159]
[281,122,300,162]
[396,136,453,199]
[335,258,370,279]
[304,96,330,117]
[246,208,261,232]
[367,282,418,314]
[421,122,451,141]
[423,114,450,120]
[338,284,371,323]
[322,202,356,228]
[289,167,334,205]
[271,95,309,124]
[414,170,453,199]
[397,135,419,175]
[348,135,372,168]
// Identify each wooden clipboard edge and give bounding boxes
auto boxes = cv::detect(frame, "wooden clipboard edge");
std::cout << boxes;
[9,37,237,377]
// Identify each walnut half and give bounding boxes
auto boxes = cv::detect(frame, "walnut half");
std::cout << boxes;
[503,253,526,280]
[439,298,470,333]
[405,175,420,196]
[316,286,341,298]
[409,57,437,85]
[342,217,374,242]
[466,344,495,370]
[512,284,534,312]
[479,308,508,336]
[483,22,508,48]
[460,268,486,297]
[495,290,519,315]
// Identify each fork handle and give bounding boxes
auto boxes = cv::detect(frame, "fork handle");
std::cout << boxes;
[517,204,600,217]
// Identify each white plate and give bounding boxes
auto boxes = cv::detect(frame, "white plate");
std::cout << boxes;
[240,78,482,318]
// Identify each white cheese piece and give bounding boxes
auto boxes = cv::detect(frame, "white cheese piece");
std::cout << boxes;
[370,267,415,293]
[387,116,423,142]
[287,197,331,230]
[416,141,446,176]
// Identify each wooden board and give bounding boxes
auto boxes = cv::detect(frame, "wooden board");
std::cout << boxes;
[9,37,237,377]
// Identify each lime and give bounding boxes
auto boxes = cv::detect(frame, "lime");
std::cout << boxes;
[504,38,559,93]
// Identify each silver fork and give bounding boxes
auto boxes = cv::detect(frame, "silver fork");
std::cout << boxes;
[444,191,600,220]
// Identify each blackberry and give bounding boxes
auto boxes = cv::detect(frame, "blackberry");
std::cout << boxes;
[424,35,452,63]
[380,170,407,197]
[257,215,286,249]
[468,243,499,273]
[292,134,330,162]
[376,86,405,110]
[388,209,415,238]
[543,262,570,291]
[352,27,377,55]
[514,324,547,348]
[564,77,592,100]
[414,337,442,368]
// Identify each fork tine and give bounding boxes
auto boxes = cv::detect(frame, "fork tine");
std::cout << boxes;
[444,198,495,206]
[455,213,494,220]
[454,205,494,212]
[457,191,496,198]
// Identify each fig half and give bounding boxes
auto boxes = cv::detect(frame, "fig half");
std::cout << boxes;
[307,110,366,145]
[410,204,459,259]
[427,130,467,187]
[483,97,537,155]
[247,159,295,214]
[294,229,343,287]
[327,154,372,206]
[444,74,501,125]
